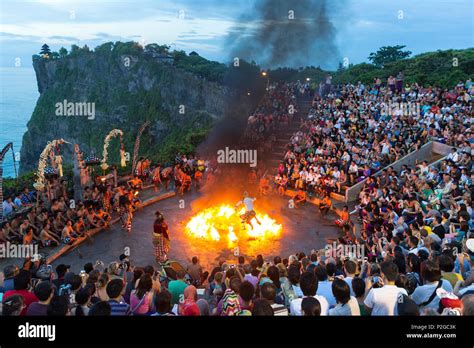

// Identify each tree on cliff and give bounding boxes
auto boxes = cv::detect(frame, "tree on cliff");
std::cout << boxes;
[368,45,412,68]
[145,43,170,54]
[40,44,51,59]
[59,47,68,58]
[70,44,80,56]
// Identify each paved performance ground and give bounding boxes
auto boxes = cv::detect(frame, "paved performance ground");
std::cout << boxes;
[51,190,341,271]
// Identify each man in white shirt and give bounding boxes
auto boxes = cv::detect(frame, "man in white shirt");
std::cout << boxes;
[364,261,408,315]
[290,271,329,316]
[446,148,459,163]
[235,191,261,229]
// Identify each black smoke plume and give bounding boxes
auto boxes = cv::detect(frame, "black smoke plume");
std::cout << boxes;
[228,0,342,69]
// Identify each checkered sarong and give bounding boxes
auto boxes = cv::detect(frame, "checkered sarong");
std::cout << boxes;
[119,207,132,233]
[153,233,169,263]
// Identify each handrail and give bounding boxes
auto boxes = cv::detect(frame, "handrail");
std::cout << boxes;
[344,141,456,202]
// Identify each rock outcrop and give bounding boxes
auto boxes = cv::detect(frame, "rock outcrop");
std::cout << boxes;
[20,45,248,173]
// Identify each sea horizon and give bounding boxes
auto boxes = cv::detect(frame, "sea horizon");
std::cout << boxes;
[0,66,38,178]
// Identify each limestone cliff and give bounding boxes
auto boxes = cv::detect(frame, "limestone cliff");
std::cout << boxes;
[20,43,253,173]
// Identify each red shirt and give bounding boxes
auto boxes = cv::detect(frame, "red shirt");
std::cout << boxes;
[4,289,39,316]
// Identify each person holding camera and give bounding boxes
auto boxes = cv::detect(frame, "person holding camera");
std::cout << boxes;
[364,261,408,315]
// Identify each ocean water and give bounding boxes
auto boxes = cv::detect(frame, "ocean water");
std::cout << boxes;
[0,67,39,178]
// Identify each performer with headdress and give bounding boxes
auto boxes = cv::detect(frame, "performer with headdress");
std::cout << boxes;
[153,210,170,264]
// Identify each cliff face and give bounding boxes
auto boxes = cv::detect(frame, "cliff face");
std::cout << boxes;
[20,49,238,173]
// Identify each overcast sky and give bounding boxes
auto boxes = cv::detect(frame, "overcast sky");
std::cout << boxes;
[0,0,472,69]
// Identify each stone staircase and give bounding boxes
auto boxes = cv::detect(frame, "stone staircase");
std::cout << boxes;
[266,96,313,171]
[263,95,346,202]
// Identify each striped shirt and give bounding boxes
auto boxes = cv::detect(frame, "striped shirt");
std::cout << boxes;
[108,300,131,316]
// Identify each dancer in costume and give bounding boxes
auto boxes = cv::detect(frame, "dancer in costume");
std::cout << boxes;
[235,191,261,230]
[118,191,133,233]
[153,210,170,263]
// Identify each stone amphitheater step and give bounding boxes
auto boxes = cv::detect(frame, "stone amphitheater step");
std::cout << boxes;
[284,189,346,203]
[266,96,314,173]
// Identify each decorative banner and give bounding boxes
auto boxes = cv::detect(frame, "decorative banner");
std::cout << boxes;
[101,129,125,170]
[55,145,63,177]
[132,121,151,174]
[33,139,69,191]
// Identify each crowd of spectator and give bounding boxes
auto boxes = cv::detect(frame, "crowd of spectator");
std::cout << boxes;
[1,152,212,253]
[242,82,298,154]
[0,171,149,250]
[0,77,472,317]
[275,78,472,198]
[1,243,473,316]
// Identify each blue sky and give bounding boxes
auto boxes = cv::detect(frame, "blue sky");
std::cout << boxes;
[0,0,472,69]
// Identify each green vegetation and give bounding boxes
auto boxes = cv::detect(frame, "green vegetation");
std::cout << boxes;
[23,41,266,177]
[173,50,227,83]
[39,44,51,58]
[368,45,412,68]
[334,48,473,87]
[33,41,474,89]
[263,47,473,89]
[19,42,473,186]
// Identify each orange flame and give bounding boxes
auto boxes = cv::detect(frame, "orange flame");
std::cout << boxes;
[185,204,282,243]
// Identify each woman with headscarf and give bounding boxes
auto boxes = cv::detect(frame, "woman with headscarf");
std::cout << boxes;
[153,210,170,264]
[178,285,200,316]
